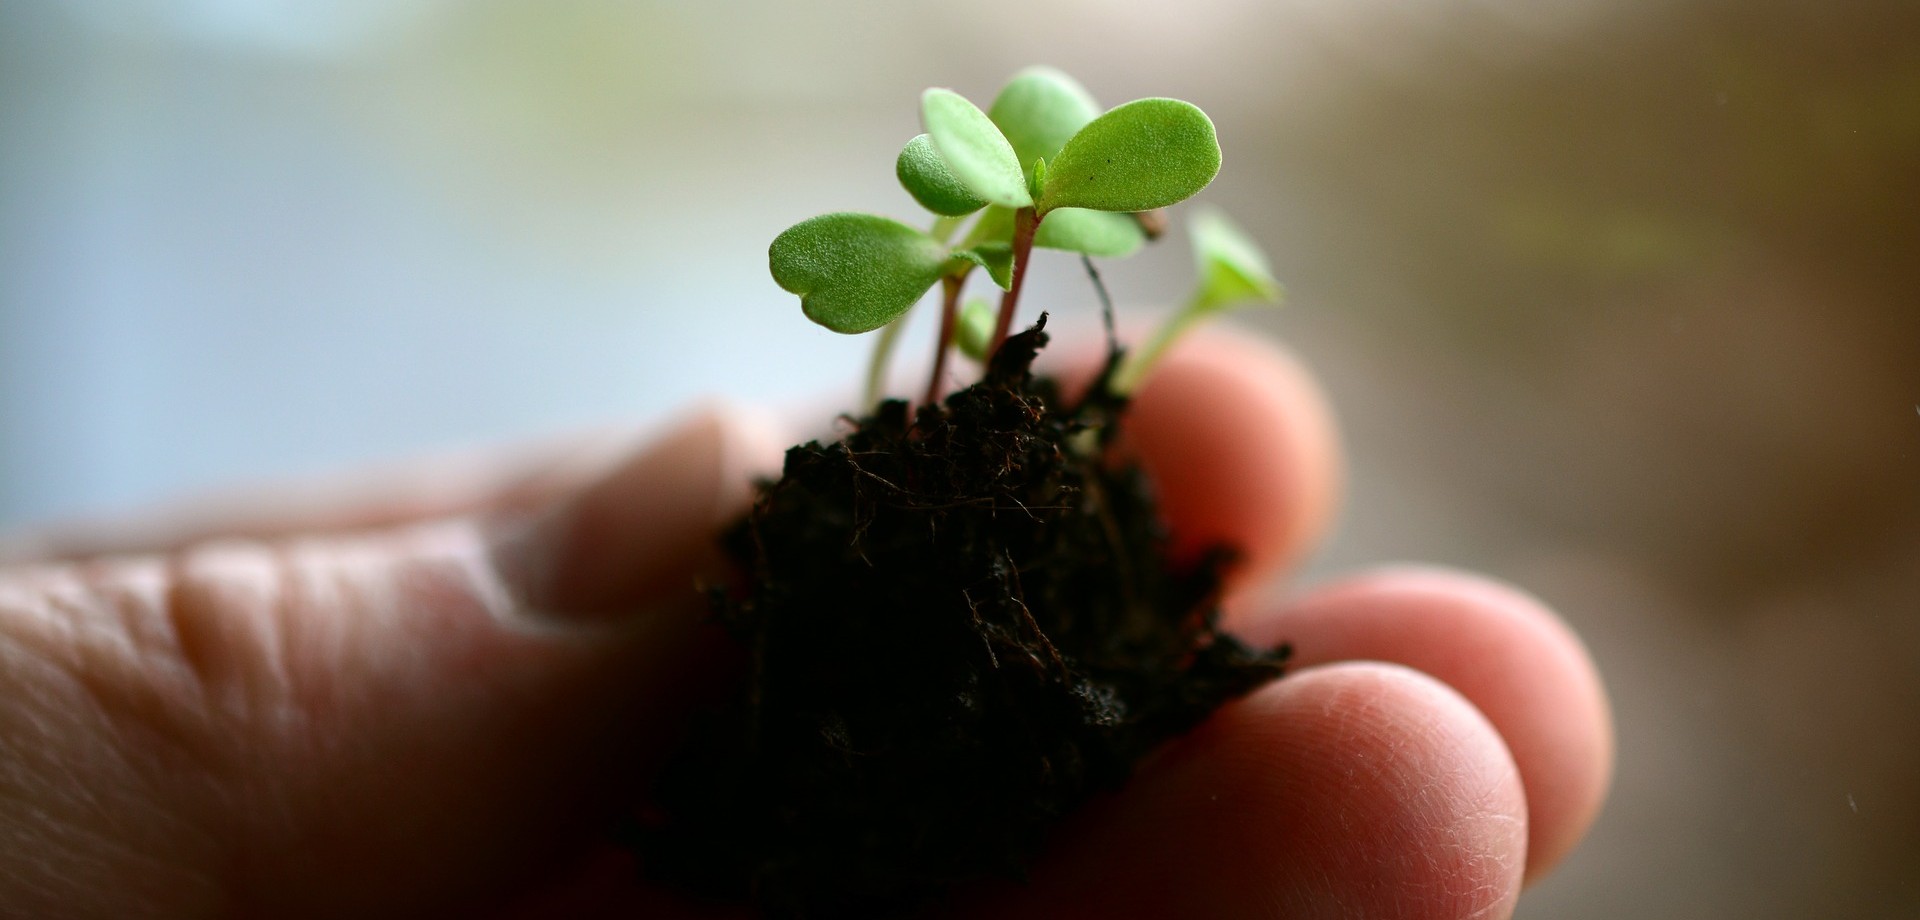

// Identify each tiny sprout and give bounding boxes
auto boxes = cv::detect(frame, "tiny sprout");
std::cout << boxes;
[1189,205,1283,309]
[771,67,1273,412]
[1109,206,1283,395]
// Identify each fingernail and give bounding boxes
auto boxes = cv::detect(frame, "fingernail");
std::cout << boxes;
[489,406,778,622]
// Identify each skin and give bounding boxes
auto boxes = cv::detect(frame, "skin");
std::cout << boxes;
[0,331,1610,919]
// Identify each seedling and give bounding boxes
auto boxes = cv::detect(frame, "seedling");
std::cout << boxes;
[769,66,1279,410]
[641,68,1293,917]
[1109,205,1284,393]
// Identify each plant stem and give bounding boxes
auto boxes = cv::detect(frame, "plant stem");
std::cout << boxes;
[863,315,908,411]
[988,207,1040,360]
[1081,254,1117,356]
[1108,297,1205,396]
[924,274,965,408]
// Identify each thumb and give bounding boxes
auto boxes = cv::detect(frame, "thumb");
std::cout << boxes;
[0,407,781,919]
[490,408,775,619]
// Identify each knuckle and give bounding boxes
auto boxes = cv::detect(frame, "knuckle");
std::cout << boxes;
[0,556,245,913]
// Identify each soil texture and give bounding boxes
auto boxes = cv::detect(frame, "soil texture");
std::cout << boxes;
[637,318,1289,917]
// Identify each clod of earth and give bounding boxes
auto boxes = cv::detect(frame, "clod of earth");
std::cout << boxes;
[635,318,1290,917]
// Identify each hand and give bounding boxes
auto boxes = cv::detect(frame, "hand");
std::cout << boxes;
[0,331,1610,919]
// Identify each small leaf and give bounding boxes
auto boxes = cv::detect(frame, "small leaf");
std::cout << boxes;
[1190,206,1282,311]
[955,298,997,361]
[951,242,1015,290]
[988,66,1101,180]
[921,88,1033,209]
[896,134,987,217]
[1039,98,1221,214]
[770,213,951,334]
[1034,208,1146,258]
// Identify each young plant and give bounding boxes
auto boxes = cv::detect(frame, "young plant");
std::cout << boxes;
[769,66,1276,411]
[648,69,1294,916]
[1108,205,1284,394]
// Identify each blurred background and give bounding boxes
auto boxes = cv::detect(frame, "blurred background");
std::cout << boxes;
[2,0,1916,915]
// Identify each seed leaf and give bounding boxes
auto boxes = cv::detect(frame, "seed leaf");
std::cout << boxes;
[770,213,951,334]
[921,88,1033,209]
[955,297,996,361]
[1190,206,1281,311]
[951,242,1015,290]
[988,67,1101,181]
[896,134,987,217]
[1034,208,1146,258]
[1039,98,1221,214]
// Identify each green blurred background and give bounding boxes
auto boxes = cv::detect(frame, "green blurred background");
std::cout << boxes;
[2,1,1916,915]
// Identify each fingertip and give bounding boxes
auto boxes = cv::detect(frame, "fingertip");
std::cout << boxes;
[994,662,1525,920]
[1121,327,1341,587]
[489,404,787,620]
[1235,566,1614,882]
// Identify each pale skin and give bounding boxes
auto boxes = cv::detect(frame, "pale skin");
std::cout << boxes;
[0,331,1611,919]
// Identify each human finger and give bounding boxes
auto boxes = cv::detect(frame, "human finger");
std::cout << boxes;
[969,663,1528,919]
[1227,567,1614,881]
[0,407,784,917]
[1115,327,1341,589]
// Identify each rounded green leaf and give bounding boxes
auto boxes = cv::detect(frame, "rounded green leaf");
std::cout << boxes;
[1034,208,1146,258]
[921,88,1033,209]
[1038,98,1221,214]
[988,66,1101,181]
[770,213,951,334]
[1190,206,1281,311]
[896,134,987,217]
[955,298,996,361]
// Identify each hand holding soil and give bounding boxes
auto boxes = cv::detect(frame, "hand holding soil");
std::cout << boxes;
[0,330,1611,918]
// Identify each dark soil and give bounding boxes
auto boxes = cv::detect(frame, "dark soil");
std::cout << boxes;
[636,318,1289,917]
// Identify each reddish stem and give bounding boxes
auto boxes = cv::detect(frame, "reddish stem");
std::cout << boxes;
[924,274,964,409]
[988,207,1040,361]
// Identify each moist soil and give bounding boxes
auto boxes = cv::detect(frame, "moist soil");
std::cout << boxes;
[636,318,1290,917]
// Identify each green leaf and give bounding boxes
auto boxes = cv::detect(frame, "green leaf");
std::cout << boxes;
[952,203,1143,262]
[896,134,987,217]
[769,213,951,334]
[1190,206,1282,311]
[961,204,1016,250]
[921,88,1033,209]
[988,66,1101,181]
[950,242,1015,290]
[1034,208,1146,258]
[1038,98,1221,214]
[955,298,996,361]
